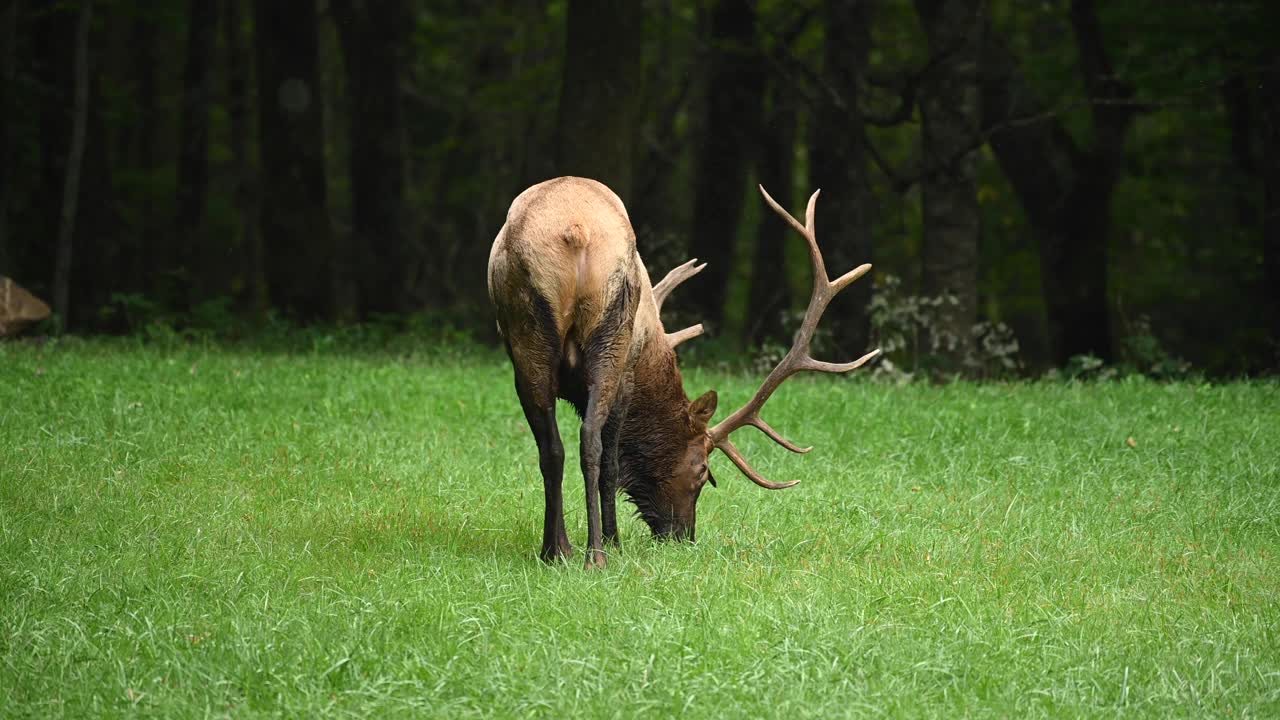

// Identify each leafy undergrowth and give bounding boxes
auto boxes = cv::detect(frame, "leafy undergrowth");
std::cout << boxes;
[2,339,1278,718]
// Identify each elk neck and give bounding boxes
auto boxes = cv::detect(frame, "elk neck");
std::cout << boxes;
[616,326,693,525]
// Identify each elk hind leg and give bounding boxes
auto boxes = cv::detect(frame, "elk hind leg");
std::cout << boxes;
[512,352,572,563]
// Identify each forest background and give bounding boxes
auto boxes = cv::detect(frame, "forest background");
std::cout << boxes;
[1,0,1277,378]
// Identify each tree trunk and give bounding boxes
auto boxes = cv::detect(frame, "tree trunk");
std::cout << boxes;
[688,0,765,331]
[555,0,645,202]
[33,3,73,300]
[748,85,795,346]
[809,0,876,356]
[1221,72,1261,261]
[1062,0,1133,362]
[0,0,16,274]
[253,0,333,320]
[915,0,982,371]
[72,38,121,329]
[512,0,552,193]
[332,0,411,316]
[53,0,91,329]
[125,7,158,296]
[630,0,701,284]
[223,0,264,315]
[175,0,217,301]
[1261,54,1280,360]
[980,0,1133,364]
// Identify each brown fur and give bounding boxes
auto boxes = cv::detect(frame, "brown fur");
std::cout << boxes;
[489,177,715,567]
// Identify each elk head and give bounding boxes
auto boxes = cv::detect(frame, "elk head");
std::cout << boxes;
[643,185,881,540]
[617,386,719,542]
[611,258,718,541]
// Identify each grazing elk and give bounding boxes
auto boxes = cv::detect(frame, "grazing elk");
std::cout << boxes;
[488,176,879,569]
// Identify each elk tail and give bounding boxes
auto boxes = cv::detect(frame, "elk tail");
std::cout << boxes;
[564,222,592,300]
[561,223,591,368]
[563,222,590,249]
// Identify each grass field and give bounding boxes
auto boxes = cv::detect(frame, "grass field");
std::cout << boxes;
[2,339,1278,718]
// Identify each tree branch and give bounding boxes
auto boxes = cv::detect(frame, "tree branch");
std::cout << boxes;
[1069,0,1148,125]
[863,76,919,127]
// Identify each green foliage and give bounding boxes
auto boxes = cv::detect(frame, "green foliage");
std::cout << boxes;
[98,292,163,329]
[2,342,1277,716]
[868,274,1023,382]
[89,292,494,361]
[1120,315,1194,381]
[1043,317,1198,383]
[1056,353,1113,382]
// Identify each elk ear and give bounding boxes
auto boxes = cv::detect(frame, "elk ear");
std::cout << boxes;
[689,390,718,427]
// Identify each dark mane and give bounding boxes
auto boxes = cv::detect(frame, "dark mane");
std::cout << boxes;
[617,334,691,533]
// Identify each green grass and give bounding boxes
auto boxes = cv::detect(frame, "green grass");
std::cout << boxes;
[2,339,1278,718]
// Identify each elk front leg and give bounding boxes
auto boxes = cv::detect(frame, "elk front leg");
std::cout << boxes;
[578,271,639,570]
[580,397,609,570]
[516,376,572,563]
[580,357,630,569]
[599,380,631,548]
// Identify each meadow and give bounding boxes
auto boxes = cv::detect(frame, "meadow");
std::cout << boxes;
[2,339,1278,718]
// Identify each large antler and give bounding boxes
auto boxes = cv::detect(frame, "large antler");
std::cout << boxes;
[653,258,707,348]
[707,185,881,489]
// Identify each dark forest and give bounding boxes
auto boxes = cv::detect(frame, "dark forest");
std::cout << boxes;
[1,0,1277,376]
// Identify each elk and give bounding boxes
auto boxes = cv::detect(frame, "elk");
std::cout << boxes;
[488,176,879,569]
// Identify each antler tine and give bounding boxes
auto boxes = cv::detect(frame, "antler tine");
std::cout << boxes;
[802,348,882,374]
[665,323,704,348]
[760,186,839,318]
[750,416,811,454]
[653,259,708,351]
[803,190,829,283]
[717,437,801,490]
[652,258,707,313]
[832,263,873,294]
[757,185,809,242]
[707,184,881,489]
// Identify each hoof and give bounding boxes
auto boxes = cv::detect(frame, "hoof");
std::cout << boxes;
[584,550,607,570]
[539,542,574,564]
